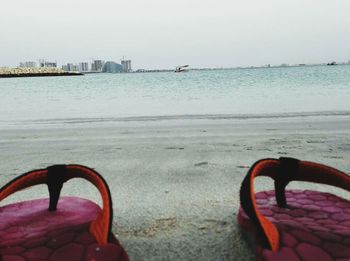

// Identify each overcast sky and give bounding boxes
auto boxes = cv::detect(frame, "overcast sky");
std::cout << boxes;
[1,0,350,69]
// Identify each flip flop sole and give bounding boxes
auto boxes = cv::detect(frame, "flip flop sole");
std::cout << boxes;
[238,189,350,261]
[0,197,128,261]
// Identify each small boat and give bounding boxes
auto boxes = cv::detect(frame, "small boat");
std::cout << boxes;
[327,61,337,66]
[175,65,189,72]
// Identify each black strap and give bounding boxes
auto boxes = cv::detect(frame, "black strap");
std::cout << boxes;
[274,157,299,208]
[47,165,67,211]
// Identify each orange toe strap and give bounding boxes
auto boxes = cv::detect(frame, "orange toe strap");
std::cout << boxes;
[0,164,113,245]
[240,157,350,251]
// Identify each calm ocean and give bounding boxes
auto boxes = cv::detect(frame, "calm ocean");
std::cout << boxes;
[1,65,350,127]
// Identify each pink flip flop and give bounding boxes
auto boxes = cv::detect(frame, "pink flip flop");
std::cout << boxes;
[0,164,129,261]
[238,157,350,261]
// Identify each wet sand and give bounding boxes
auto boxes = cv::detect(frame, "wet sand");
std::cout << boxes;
[1,115,350,260]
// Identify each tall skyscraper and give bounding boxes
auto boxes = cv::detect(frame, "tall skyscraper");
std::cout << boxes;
[92,60,104,72]
[67,63,74,71]
[62,63,80,72]
[79,62,89,72]
[91,63,96,71]
[121,60,132,72]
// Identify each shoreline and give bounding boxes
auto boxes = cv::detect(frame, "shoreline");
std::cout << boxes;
[1,110,350,129]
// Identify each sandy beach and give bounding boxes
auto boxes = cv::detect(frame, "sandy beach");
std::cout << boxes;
[1,115,350,260]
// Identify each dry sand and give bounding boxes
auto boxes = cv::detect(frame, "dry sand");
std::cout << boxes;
[1,115,350,260]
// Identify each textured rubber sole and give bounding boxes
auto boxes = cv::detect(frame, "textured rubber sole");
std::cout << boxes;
[0,197,128,261]
[238,189,350,261]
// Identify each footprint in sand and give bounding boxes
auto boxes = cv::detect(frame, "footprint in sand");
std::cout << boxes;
[197,219,229,232]
[116,218,178,237]
[237,165,250,169]
[324,155,344,159]
[306,140,325,144]
[165,147,184,150]
[194,162,209,167]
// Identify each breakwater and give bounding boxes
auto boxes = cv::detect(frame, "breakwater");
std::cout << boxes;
[0,67,83,78]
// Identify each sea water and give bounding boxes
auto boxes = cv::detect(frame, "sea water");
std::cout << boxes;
[1,65,350,127]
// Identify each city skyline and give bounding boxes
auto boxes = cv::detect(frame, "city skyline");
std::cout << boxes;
[16,59,133,73]
[1,0,350,69]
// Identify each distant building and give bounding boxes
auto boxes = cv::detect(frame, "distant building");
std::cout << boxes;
[92,60,104,71]
[67,63,74,71]
[39,60,57,68]
[62,63,79,72]
[72,64,79,71]
[79,62,89,72]
[121,60,132,72]
[102,61,123,73]
[19,61,37,68]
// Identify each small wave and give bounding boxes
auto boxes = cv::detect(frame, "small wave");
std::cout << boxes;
[8,110,350,126]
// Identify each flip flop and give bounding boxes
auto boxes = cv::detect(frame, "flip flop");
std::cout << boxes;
[238,157,350,261]
[0,164,129,261]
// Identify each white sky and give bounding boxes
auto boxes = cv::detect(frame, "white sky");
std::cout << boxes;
[1,0,350,69]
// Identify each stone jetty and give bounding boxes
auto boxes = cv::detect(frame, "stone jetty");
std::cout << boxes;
[0,67,83,78]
